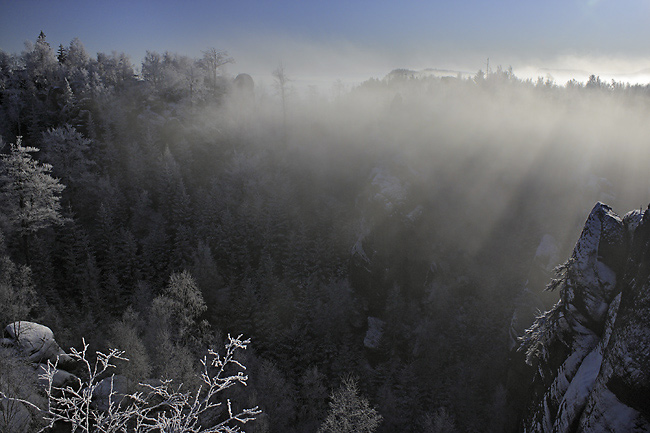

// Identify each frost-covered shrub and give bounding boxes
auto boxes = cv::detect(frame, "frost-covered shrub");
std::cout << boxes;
[1,335,260,433]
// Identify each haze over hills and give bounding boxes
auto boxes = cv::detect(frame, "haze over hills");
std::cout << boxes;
[290,63,650,97]
[382,65,650,87]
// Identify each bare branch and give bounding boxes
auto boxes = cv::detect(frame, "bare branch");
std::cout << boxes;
[7,334,260,432]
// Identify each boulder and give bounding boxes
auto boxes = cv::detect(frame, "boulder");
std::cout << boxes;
[36,363,79,389]
[92,375,129,412]
[4,321,72,365]
[0,398,31,433]
[233,73,254,96]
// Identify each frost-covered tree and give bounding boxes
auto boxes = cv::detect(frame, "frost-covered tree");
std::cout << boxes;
[40,124,93,191]
[318,377,382,433]
[147,270,208,378]
[0,138,66,264]
[421,407,457,433]
[272,63,291,140]
[0,51,29,138]
[22,32,60,137]
[65,37,89,71]
[142,51,163,91]
[0,233,37,326]
[108,308,152,391]
[23,32,58,88]
[201,48,233,97]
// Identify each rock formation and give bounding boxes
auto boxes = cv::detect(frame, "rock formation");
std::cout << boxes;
[509,202,650,432]
[3,321,73,365]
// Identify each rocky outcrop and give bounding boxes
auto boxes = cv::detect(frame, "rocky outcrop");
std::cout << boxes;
[2,321,78,389]
[3,321,73,365]
[92,375,130,412]
[509,203,650,432]
[1,322,80,432]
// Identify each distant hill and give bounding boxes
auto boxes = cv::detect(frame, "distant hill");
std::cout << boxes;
[385,68,474,80]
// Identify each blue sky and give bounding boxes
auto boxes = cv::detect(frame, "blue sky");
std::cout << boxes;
[2,0,650,87]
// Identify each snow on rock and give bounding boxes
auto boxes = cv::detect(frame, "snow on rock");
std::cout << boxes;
[364,316,385,350]
[552,349,603,432]
[4,321,73,365]
[511,203,650,433]
[563,203,622,326]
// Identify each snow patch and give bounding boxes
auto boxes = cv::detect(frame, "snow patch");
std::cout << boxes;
[553,349,603,432]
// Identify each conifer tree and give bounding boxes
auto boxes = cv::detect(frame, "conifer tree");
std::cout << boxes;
[40,125,93,198]
[318,377,382,433]
[0,233,37,325]
[56,44,67,64]
[22,32,59,137]
[0,138,66,264]
[151,270,207,341]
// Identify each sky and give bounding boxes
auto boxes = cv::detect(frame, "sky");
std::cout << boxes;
[2,0,650,89]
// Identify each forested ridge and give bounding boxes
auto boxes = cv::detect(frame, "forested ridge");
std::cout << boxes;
[1,33,650,432]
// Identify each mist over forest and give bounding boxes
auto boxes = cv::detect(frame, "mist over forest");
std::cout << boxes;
[1,33,650,432]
